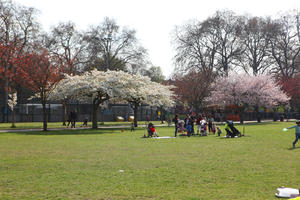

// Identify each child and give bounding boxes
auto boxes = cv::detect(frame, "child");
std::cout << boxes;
[130,122,135,132]
[81,117,88,127]
[216,126,222,136]
[286,121,300,148]
[150,126,159,137]
[178,120,185,134]
[200,119,207,136]
[211,122,216,134]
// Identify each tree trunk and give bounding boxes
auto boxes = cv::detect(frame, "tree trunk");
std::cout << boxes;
[42,101,48,131]
[255,106,261,123]
[133,103,138,127]
[238,106,244,124]
[11,110,16,128]
[92,100,100,129]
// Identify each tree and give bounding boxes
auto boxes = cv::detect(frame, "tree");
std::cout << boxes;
[210,11,244,76]
[173,19,218,73]
[239,16,274,75]
[207,74,290,123]
[46,21,87,74]
[44,22,88,125]
[173,10,244,76]
[53,70,175,128]
[119,74,174,127]
[279,75,300,112]
[16,48,63,131]
[269,11,300,78]
[7,92,17,128]
[142,66,165,83]
[0,0,39,122]
[85,17,147,73]
[172,70,214,112]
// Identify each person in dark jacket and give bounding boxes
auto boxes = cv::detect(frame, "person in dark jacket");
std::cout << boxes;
[173,115,179,137]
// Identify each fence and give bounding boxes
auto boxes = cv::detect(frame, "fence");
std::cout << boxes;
[1,103,298,123]
[0,103,162,123]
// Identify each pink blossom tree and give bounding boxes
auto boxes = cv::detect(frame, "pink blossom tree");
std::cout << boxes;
[207,74,290,123]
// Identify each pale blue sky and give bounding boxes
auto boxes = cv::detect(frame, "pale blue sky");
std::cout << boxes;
[14,0,300,77]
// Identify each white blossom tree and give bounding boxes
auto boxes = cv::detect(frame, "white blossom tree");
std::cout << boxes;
[52,70,175,128]
[207,74,290,123]
[8,92,17,128]
[118,74,175,127]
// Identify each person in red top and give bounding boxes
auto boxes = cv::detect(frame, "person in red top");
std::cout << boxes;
[150,126,159,137]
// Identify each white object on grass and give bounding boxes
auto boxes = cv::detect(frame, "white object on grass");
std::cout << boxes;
[275,187,299,198]
[283,128,288,132]
[152,136,176,139]
[119,170,124,173]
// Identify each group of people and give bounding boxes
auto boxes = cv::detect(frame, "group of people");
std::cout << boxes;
[173,114,222,137]
[172,113,245,138]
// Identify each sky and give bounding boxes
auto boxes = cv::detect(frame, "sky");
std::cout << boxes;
[14,0,300,77]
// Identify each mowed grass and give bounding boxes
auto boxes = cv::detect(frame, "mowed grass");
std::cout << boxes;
[0,121,162,130]
[0,122,299,200]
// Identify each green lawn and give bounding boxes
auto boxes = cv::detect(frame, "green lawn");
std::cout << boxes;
[0,121,164,130]
[0,122,299,199]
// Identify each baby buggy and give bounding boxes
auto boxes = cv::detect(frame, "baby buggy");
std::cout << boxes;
[225,121,241,138]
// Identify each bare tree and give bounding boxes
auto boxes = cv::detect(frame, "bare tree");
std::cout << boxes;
[210,11,244,76]
[239,16,274,75]
[84,17,147,73]
[173,11,243,76]
[46,22,88,74]
[173,20,218,73]
[269,12,300,78]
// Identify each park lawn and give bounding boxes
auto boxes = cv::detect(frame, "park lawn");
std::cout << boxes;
[0,121,165,130]
[0,122,299,200]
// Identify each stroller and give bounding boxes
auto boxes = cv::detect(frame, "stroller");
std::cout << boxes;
[225,121,241,138]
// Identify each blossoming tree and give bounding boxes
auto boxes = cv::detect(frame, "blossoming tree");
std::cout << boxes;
[17,49,63,131]
[118,74,175,127]
[207,74,290,123]
[52,70,175,128]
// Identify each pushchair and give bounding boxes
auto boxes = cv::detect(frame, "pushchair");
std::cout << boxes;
[225,121,241,138]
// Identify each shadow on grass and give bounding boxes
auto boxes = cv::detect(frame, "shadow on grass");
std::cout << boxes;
[287,146,300,150]
[4,128,139,136]
[236,122,279,126]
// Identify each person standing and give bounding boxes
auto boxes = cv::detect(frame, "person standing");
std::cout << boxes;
[184,114,192,137]
[196,114,203,135]
[286,121,300,148]
[130,122,135,132]
[173,115,179,137]
[208,115,214,134]
[70,110,77,128]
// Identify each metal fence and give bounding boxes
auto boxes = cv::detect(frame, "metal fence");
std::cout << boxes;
[1,103,162,123]
[1,103,299,123]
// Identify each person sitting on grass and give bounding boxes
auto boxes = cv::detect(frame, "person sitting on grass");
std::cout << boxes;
[150,125,159,137]
[147,122,154,137]
[286,121,300,148]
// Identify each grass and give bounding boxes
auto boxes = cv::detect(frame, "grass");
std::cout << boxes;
[0,122,299,199]
[0,121,164,130]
